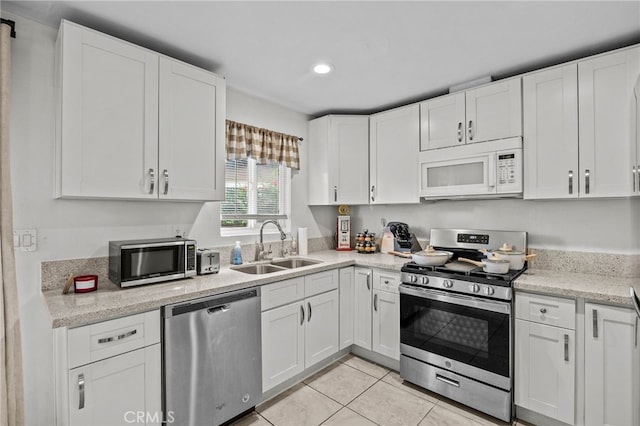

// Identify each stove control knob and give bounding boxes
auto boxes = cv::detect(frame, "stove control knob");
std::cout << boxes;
[443,280,453,289]
[421,276,429,285]
[483,286,495,296]
[469,284,480,293]
[410,275,418,283]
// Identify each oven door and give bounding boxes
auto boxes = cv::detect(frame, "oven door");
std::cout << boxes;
[399,284,512,391]
[120,241,186,286]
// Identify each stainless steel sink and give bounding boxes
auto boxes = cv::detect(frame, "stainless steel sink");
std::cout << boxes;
[270,258,323,269]
[231,263,288,275]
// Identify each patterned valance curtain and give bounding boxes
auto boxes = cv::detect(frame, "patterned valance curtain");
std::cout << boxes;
[226,120,301,170]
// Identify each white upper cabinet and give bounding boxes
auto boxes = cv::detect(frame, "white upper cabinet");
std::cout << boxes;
[369,104,420,204]
[420,78,522,151]
[55,20,225,201]
[634,76,640,196]
[465,78,522,144]
[158,58,225,201]
[420,92,466,150]
[307,115,369,205]
[524,46,640,199]
[523,64,579,199]
[578,47,640,198]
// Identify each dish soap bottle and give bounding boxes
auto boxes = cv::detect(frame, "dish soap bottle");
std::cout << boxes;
[232,241,243,265]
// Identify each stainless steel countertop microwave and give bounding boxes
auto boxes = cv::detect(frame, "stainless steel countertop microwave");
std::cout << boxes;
[109,237,197,287]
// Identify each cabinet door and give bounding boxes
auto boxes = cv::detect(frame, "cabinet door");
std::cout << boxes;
[515,320,575,424]
[466,78,522,144]
[339,267,355,350]
[419,92,466,150]
[372,290,400,360]
[353,268,372,350]
[330,116,370,205]
[68,345,161,426]
[57,21,159,199]
[305,290,339,368]
[158,57,226,201]
[578,47,640,198]
[585,303,640,426]
[523,65,578,199]
[307,116,332,205]
[370,104,420,204]
[261,302,305,392]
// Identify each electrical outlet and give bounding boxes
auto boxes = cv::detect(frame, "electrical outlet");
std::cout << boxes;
[13,228,37,252]
[172,226,185,238]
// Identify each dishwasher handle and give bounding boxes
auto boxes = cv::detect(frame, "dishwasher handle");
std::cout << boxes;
[164,288,258,318]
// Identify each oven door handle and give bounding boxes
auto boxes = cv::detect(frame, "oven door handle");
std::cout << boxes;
[399,284,511,315]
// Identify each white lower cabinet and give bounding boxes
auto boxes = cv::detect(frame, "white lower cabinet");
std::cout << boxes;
[261,270,339,392]
[515,292,576,425]
[339,267,355,349]
[261,300,305,391]
[68,345,161,426]
[372,289,400,360]
[353,267,373,350]
[55,310,161,426]
[585,303,640,426]
[353,268,400,361]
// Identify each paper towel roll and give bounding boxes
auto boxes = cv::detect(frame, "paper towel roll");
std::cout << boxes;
[298,227,308,255]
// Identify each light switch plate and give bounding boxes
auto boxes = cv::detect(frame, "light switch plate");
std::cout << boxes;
[14,229,37,252]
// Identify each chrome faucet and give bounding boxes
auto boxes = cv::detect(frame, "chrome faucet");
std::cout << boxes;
[256,220,287,260]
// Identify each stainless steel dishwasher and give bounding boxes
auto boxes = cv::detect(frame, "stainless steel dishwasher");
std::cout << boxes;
[162,287,261,425]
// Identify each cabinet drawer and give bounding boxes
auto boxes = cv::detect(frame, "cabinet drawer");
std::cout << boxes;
[305,269,339,298]
[516,292,575,329]
[373,270,401,293]
[68,310,160,369]
[261,277,305,311]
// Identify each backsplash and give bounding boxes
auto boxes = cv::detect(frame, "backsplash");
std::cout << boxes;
[529,248,640,278]
[41,237,336,291]
[41,242,638,291]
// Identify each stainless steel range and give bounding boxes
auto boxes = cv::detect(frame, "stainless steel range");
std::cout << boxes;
[399,228,528,423]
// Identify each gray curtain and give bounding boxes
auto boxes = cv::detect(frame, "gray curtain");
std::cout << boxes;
[0,20,24,426]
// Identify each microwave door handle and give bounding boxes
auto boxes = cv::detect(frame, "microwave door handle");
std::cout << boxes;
[488,154,497,189]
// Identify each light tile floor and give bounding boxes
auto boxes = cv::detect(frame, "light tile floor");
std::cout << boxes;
[232,355,532,426]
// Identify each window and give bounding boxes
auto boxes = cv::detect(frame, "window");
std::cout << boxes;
[221,158,290,235]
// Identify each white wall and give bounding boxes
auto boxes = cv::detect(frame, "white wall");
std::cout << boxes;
[348,198,640,253]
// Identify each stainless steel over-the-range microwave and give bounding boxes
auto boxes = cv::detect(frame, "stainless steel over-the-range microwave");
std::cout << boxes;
[109,237,197,287]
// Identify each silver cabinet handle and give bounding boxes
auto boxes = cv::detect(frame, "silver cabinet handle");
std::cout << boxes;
[633,166,637,193]
[334,186,337,202]
[97,329,137,344]
[78,373,85,410]
[436,373,460,387]
[307,302,312,322]
[148,168,155,194]
[564,334,569,362]
[593,309,598,338]
[371,185,375,202]
[300,305,305,325]
[366,271,371,290]
[585,169,590,194]
[163,169,169,195]
[540,308,547,314]
[457,122,463,142]
[568,170,573,195]
[374,293,378,311]
[468,120,474,141]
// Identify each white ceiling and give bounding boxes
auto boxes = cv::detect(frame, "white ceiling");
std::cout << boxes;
[4,1,640,116]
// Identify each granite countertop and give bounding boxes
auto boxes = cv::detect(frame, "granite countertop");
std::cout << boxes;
[43,250,409,328]
[514,268,640,306]
[43,250,640,329]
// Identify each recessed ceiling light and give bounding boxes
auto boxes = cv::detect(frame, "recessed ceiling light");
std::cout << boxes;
[313,63,333,74]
